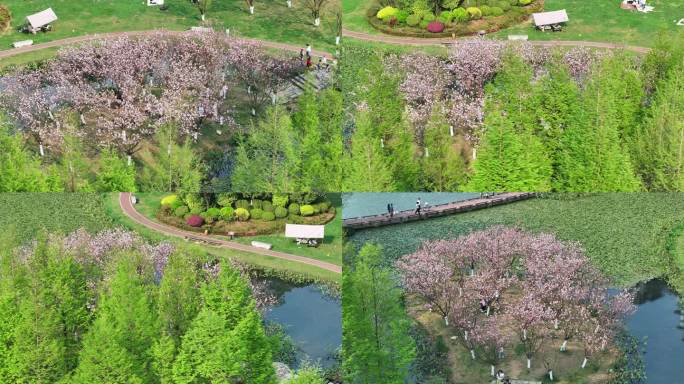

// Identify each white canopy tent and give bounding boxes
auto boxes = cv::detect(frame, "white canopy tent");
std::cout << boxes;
[532,9,568,28]
[25,8,57,33]
[285,224,325,239]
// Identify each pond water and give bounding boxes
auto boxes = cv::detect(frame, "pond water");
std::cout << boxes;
[342,192,480,219]
[626,279,684,383]
[262,277,341,369]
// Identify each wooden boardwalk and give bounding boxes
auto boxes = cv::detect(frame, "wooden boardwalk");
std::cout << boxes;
[342,193,536,230]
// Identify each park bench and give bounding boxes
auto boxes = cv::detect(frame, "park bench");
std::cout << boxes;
[490,381,542,384]
[190,26,212,33]
[184,235,222,246]
[12,40,33,48]
[251,241,273,250]
[507,35,528,41]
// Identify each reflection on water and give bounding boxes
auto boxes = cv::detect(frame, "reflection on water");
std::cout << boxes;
[342,192,480,219]
[262,278,341,369]
[627,279,684,384]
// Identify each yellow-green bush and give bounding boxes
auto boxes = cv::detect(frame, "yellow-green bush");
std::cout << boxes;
[466,7,482,19]
[300,205,315,217]
[161,194,179,207]
[377,6,399,19]
[235,208,250,221]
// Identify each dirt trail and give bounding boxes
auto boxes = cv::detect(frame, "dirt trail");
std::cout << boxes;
[0,29,334,60]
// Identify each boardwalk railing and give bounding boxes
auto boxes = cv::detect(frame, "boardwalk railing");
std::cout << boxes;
[342,192,536,230]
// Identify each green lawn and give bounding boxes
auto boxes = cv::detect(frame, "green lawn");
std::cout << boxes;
[103,193,341,283]
[0,0,340,52]
[0,193,113,244]
[343,0,684,48]
[347,193,684,287]
[495,0,684,47]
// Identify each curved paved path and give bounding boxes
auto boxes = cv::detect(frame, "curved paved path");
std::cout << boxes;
[0,29,334,60]
[342,28,651,54]
[118,192,341,274]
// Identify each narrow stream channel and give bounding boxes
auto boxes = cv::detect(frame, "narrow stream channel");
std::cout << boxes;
[627,279,684,383]
[262,277,342,369]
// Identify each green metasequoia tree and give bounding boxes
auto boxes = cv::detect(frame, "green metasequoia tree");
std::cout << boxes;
[343,111,396,192]
[421,104,468,191]
[138,123,205,193]
[94,149,137,192]
[71,253,159,384]
[342,243,416,384]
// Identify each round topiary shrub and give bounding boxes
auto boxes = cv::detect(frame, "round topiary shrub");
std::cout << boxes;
[300,205,315,217]
[161,194,179,207]
[190,207,204,215]
[262,201,274,212]
[319,201,331,211]
[274,206,288,219]
[251,199,263,210]
[497,1,512,10]
[452,7,469,22]
[377,6,399,19]
[235,208,250,221]
[250,208,263,220]
[406,13,422,27]
[422,12,436,22]
[220,206,235,221]
[0,5,11,32]
[467,7,482,19]
[396,9,409,23]
[426,21,445,33]
[463,0,477,7]
[480,5,492,16]
[203,208,220,221]
[490,6,504,15]
[288,203,300,215]
[272,194,289,208]
[262,211,276,221]
[235,199,250,209]
[174,206,189,218]
[186,215,204,227]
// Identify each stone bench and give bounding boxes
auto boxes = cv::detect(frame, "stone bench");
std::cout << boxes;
[490,381,542,384]
[190,26,212,33]
[13,40,34,48]
[251,241,272,250]
[508,35,529,41]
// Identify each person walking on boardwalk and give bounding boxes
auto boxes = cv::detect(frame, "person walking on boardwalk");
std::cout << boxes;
[415,198,421,216]
[306,55,312,68]
[390,203,394,217]
[387,203,392,216]
[299,48,304,63]
[306,43,312,57]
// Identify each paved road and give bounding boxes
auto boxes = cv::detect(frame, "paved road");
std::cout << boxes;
[342,28,651,53]
[118,192,341,274]
[0,29,334,60]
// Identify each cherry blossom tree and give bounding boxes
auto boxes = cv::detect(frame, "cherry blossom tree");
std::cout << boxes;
[397,226,635,379]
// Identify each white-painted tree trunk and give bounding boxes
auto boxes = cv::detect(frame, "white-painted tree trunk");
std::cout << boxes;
[594,325,600,334]
[549,370,554,381]
[560,340,568,351]
[380,138,384,148]
[247,85,251,94]
[48,110,54,120]
[127,155,132,166]
[581,357,588,369]
[226,28,230,37]
[122,130,126,141]
[335,35,340,45]
[554,319,559,329]
[272,94,277,104]
[523,329,527,340]
[527,358,531,369]
[249,6,254,14]
[473,147,477,160]
[219,116,224,125]
[216,129,222,135]
[314,17,320,26]
[444,316,449,326]
[470,349,475,360]
[458,287,463,297]
[80,113,85,125]
[486,306,490,316]
[287,0,292,7]
[464,331,468,341]
[167,143,171,155]
[251,108,256,116]
[450,125,454,136]
[39,144,44,157]
[425,147,429,158]
[201,13,205,21]
[490,365,495,377]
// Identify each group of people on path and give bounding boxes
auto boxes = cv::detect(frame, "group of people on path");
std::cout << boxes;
[299,43,328,69]
[384,198,430,217]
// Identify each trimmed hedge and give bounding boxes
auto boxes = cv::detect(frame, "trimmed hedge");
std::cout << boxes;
[220,206,234,220]
[288,203,300,215]
[274,206,288,219]
[235,208,250,221]
[262,201,274,212]
[262,211,276,221]
[174,206,189,218]
[300,205,315,217]
[186,215,204,227]
[250,208,263,220]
